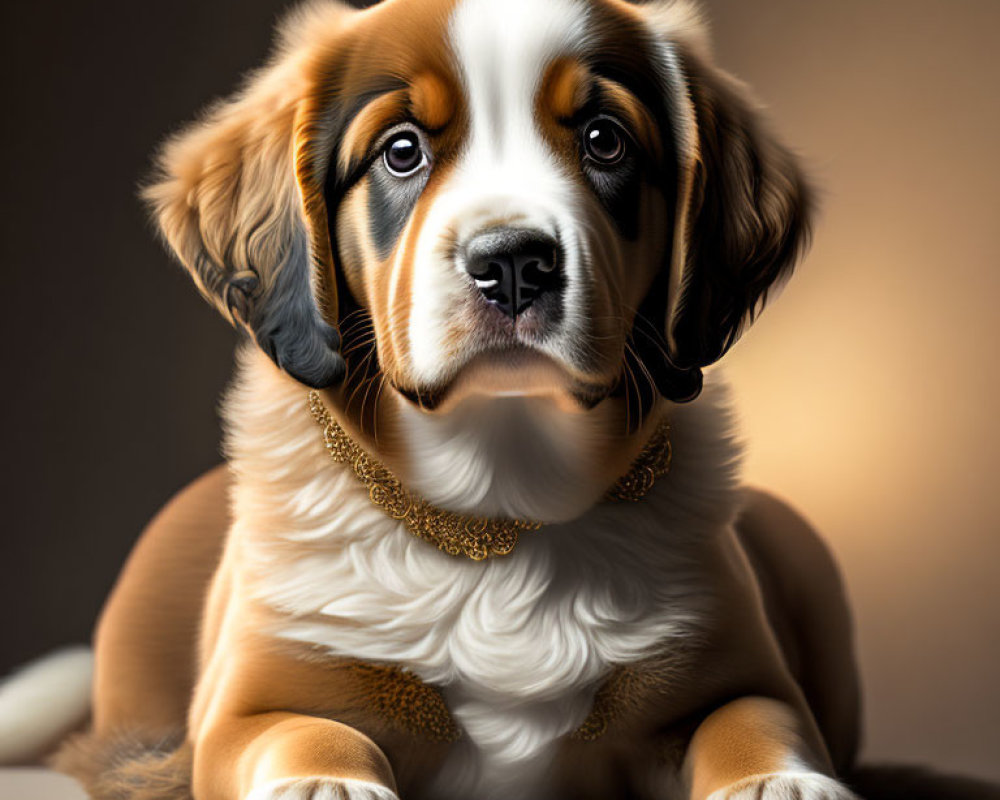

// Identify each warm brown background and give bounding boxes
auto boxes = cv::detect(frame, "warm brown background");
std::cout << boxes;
[0,0,997,786]
[706,0,1000,782]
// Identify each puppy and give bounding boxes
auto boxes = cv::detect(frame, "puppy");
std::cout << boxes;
[47,0,862,798]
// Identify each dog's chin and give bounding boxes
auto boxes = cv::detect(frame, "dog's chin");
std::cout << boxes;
[388,350,618,522]
[392,349,611,415]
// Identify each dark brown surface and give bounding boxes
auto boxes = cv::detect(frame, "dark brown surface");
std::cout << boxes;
[0,0,284,671]
[0,0,393,678]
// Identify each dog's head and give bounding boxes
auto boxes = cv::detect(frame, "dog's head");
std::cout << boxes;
[146,0,809,521]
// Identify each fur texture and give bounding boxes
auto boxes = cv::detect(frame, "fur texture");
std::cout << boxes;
[1,2,857,799]
[228,348,744,800]
[51,730,192,800]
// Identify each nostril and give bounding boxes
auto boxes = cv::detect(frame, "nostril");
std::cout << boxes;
[523,253,557,275]
[463,228,562,318]
[470,259,507,289]
[513,252,558,287]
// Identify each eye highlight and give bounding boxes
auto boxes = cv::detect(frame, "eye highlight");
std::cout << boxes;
[582,118,627,165]
[383,131,427,177]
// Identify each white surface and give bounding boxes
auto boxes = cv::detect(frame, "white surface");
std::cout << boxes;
[0,768,87,800]
[0,647,93,764]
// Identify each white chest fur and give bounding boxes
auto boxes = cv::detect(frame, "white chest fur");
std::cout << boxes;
[225,350,743,800]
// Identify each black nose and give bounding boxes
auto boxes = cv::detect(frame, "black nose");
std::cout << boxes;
[464,229,561,319]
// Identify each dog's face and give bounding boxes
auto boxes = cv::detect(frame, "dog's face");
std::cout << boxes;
[146,0,809,521]
[331,0,677,410]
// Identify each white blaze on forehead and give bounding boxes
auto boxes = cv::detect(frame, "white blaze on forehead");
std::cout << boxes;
[449,0,589,158]
[447,0,590,209]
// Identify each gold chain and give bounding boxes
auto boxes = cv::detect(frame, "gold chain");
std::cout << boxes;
[307,391,671,560]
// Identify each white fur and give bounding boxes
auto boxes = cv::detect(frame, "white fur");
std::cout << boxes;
[398,0,643,523]
[218,9,748,797]
[246,777,400,800]
[396,392,608,521]
[406,0,594,390]
[400,0,711,524]
[707,771,859,800]
[707,755,858,799]
[0,646,93,765]
[225,348,743,800]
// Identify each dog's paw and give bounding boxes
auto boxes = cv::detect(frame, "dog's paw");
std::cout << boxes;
[245,777,399,800]
[707,771,859,800]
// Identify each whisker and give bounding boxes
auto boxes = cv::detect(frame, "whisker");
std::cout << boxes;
[372,374,388,447]
[341,334,378,359]
[359,363,382,436]
[621,346,640,433]
[625,339,658,431]
[346,346,379,411]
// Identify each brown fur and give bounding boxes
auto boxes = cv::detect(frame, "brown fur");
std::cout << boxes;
[666,52,812,369]
[52,730,193,800]
[64,462,858,798]
[61,2,856,799]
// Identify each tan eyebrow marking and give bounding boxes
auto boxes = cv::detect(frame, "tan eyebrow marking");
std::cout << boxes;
[542,57,593,121]
[409,72,455,132]
[337,73,455,179]
[338,89,409,177]
[593,76,663,162]
[538,58,663,164]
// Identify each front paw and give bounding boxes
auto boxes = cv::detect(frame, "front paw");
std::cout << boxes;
[708,771,859,800]
[246,777,400,800]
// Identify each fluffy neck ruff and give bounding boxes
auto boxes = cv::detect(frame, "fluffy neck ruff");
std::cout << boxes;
[307,389,672,560]
[222,348,747,573]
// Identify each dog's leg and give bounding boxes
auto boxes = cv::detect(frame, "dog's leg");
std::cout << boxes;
[684,697,858,800]
[194,712,398,800]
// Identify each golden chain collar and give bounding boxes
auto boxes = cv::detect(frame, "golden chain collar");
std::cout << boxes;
[307,391,671,561]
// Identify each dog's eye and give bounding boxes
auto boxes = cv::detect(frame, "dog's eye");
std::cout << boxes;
[383,132,426,177]
[583,119,626,165]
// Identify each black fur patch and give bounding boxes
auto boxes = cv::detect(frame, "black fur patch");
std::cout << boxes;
[581,147,644,241]
[245,234,345,388]
[367,157,428,259]
[321,81,407,312]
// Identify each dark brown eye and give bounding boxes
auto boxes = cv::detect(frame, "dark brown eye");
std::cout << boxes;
[383,131,425,177]
[583,119,626,165]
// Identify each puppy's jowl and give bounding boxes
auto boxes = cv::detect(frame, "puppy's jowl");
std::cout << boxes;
[47,0,860,798]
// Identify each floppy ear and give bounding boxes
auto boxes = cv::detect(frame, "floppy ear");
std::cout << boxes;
[669,56,811,370]
[636,4,812,401]
[143,18,347,388]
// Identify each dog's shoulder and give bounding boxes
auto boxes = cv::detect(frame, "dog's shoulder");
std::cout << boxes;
[735,488,850,622]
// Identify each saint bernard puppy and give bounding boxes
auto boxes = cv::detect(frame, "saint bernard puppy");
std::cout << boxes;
[21,0,864,798]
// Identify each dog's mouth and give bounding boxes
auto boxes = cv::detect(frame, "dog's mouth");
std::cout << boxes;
[392,348,612,413]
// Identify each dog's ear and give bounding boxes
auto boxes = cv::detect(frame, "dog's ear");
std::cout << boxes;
[670,58,811,369]
[636,5,812,401]
[143,9,352,388]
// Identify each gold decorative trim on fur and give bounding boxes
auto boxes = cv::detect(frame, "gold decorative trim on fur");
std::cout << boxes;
[348,662,461,743]
[604,417,673,503]
[571,665,645,741]
[572,655,681,741]
[345,659,661,745]
[307,391,670,560]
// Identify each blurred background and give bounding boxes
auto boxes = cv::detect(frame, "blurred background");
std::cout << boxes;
[0,0,997,785]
